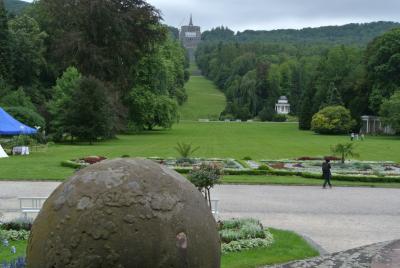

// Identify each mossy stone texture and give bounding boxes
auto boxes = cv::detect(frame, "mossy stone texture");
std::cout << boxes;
[26,158,220,268]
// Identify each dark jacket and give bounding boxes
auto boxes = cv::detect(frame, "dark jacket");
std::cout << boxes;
[322,162,331,175]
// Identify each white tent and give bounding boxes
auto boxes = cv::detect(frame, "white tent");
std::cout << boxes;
[0,145,8,158]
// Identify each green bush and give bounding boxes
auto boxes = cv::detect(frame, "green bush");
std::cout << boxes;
[258,164,270,171]
[311,105,355,134]
[174,168,191,174]
[220,218,266,243]
[221,237,274,254]
[219,218,274,254]
[0,229,30,241]
[258,105,275,122]
[243,156,252,161]
[272,114,287,122]
[0,220,32,231]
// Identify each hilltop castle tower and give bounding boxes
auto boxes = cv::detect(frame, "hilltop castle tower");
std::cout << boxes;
[180,14,201,62]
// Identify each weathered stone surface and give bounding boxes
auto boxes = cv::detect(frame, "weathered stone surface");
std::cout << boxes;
[265,240,400,268]
[26,159,220,268]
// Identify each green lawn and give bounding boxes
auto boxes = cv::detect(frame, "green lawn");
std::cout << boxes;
[0,122,399,180]
[0,240,26,262]
[221,228,319,268]
[222,175,400,188]
[1,75,399,181]
[179,75,226,121]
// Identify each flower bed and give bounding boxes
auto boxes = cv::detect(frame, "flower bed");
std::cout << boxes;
[219,218,274,254]
[148,157,246,171]
[61,156,107,169]
[260,159,400,178]
[0,221,29,266]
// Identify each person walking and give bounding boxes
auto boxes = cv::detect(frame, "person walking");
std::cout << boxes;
[322,158,332,189]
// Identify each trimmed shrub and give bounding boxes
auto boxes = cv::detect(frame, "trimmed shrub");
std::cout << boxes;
[61,160,87,169]
[311,105,355,134]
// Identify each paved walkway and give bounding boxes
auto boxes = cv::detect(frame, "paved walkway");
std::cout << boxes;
[1,182,400,253]
[212,185,400,253]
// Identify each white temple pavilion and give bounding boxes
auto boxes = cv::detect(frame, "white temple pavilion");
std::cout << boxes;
[275,96,291,115]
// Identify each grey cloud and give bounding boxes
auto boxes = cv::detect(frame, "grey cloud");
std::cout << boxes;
[147,0,400,31]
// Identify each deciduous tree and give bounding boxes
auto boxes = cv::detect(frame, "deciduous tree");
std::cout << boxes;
[380,91,400,134]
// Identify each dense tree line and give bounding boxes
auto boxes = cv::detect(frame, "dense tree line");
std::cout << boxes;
[0,0,189,142]
[202,22,400,46]
[196,27,400,133]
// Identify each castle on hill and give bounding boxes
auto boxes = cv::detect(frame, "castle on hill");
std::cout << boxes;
[180,15,201,62]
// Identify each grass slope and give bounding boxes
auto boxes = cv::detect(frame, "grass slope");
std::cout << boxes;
[221,228,319,268]
[179,75,226,121]
[0,122,399,180]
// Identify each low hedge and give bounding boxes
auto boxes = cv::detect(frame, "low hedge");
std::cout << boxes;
[224,169,268,175]
[61,160,86,169]
[174,168,269,176]
[267,167,400,183]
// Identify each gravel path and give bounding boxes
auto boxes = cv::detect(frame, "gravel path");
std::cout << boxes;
[211,185,400,253]
[1,182,399,253]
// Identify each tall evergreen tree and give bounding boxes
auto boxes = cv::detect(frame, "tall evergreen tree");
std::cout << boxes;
[299,87,315,130]
[0,0,11,81]
[325,82,344,106]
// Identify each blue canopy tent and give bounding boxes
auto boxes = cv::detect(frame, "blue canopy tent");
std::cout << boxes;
[0,107,37,135]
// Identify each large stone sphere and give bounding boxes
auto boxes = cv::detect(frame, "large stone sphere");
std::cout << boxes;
[27,159,221,268]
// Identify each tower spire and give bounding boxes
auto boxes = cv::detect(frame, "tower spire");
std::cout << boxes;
[189,14,193,26]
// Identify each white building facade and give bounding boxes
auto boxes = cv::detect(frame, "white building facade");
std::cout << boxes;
[361,115,395,135]
[275,96,291,115]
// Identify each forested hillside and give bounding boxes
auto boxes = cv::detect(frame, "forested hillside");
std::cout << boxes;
[4,0,28,14]
[202,22,400,46]
[196,27,400,132]
[0,0,189,143]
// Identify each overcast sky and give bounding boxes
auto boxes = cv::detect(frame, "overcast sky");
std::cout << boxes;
[147,0,400,31]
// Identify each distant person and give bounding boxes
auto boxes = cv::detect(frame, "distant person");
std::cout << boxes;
[350,132,355,141]
[361,133,365,141]
[322,159,332,189]
[355,133,359,140]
